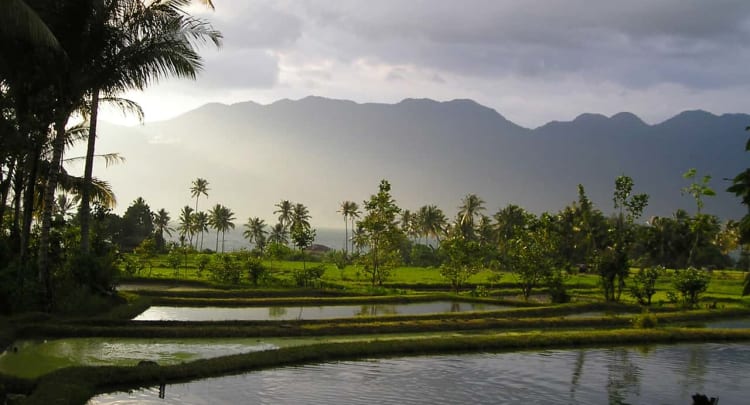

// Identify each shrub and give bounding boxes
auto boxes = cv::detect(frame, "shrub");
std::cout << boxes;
[294,265,326,287]
[631,311,658,329]
[245,257,267,287]
[629,266,661,306]
[546,270,570,304]
[672,267,711,308]
[207,254,241,285]
[196,254,211,277]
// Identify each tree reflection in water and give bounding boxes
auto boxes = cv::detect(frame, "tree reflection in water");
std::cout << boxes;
[356,305,397,316]
[606,348,640,405]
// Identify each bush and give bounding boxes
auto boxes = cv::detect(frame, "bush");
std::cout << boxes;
[196,254,211,277]
[631,311,659,329]
[672,267,711,308]
[245,257,267,286]
[546,270,570,304]
[629,266,661,306]
[265,243,293,260]
[410,244,441,267]
[207,254,242,285]
[294,265,326,287]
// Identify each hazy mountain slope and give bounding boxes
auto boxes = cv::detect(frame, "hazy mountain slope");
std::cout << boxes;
[85,97,749,228]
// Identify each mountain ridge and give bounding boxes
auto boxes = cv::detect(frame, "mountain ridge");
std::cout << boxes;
[89,96,749,228]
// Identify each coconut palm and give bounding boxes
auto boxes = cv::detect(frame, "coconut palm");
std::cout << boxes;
[153,208,173,250]
[457,193,485,240]
[274,200,293,229]
[190,178,210,212]
[209,204,235,253]
[177,205,195,247]
[346,202,361,254]
[76,0,221,255]
[192,211,209,251]
[338,200,358,255]
[268,223,289,245]
[291,203,311,231]
[243,217,268,252]
[418,205,448,245]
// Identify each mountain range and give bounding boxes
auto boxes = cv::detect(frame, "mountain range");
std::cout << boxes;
[83,96,749,228]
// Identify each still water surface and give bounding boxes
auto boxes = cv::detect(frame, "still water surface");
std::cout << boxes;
[90,343,750,405]
[133,301,510,321]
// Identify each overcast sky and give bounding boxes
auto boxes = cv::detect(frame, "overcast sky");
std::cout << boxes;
[104,0,750,128]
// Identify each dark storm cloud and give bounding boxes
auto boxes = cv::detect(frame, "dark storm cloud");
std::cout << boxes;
[278,0,750,89]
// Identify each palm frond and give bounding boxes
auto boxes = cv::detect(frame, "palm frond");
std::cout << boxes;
[64,152,126,168]
[100,96,144,123]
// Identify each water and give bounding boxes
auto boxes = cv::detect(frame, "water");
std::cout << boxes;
[703,317,750,329]
[0,338,277,379]
[133,301,511,321]
[90,343,750,404]
[173,227,347,252]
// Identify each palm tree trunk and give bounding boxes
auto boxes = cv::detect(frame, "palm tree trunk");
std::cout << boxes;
[215,230,219,252]
[20,146,41,263]
[79,89,100,254]
[38,115,68,306]
[221,229,225,253]
[343,215,348,256]
[0,158,16,235]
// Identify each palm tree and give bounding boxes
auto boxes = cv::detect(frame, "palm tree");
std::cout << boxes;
[457,193,486,240]
[268,223,289,245]
[274,200,293,230]
[190,178,210,212]
[418,205,448,245]
[243,217,268,252]
[153,208,173,250]
[338,200,358,255]
[347,202,361,254]
[77,0,222,255]
[291,202,311,231]
[192,211,209,251]
[209,204,235,253]
[177,206,195,247]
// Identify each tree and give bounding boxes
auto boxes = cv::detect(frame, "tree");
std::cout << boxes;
[599,175,649,302]
[209,204,235,253]
[439,236,485,293]
[77,1,221,255]
[192,211,209,251]
[291,202,311,231]
[457,193,485,240]
[120,197,154,250]
[152,208,173,251]
[727,130,750,243]
[291,224,316,270]
[274,200,293,230]
[682,169,716,267]
[673,267,711,308]
[338,200,358,256]
[418,204,448,245]
[268,222,289,245]
[177,205,195,247]
[628,266,661,306]
[357,180,404,285]
[505,215,559,300]
[190,178,210,212]
[243,217,268,253]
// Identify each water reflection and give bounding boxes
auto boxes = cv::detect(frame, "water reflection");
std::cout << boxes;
[90,343,750,405]
[134,301,511,321]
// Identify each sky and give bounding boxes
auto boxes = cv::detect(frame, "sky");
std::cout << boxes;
[101,0,750,129]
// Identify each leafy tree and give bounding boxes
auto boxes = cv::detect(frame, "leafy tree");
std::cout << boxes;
[357,180,404,285]
[291,202,311,231]
[166,248,182,277]
[505,215,559,300]
[628,266,661,306]
[600,175,648,301]
[494,204,534,267]
[727,131,750,243]
[207,254,241,285]
[439,236,485,293]
[673,267,711,308]
[682,169,716,266]
[291,224,316,270]
[120,197,154,250]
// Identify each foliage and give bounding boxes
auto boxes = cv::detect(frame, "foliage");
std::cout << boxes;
[244,256,267,287]
[266,242,293,260]
[165,248,182,277]
[357,180,405,285]
[673,267,711,308]
[546,269,570,303]
[628,266,661,306]
[207,254,242,285]
[439,237,485,293]
[505,216,560,300]
[631,311,659,329]
[294,264,326,287]
[410,244,441,267]
[119,197,154,251]
[195,254,211,277]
